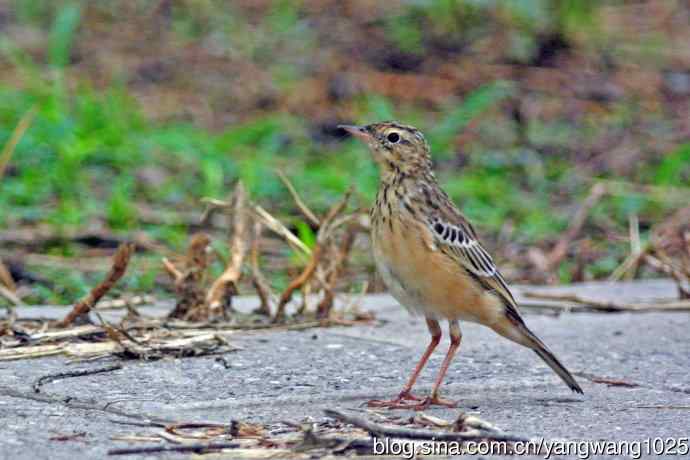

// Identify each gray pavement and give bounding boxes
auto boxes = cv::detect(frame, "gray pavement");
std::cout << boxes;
[1,279,689,458]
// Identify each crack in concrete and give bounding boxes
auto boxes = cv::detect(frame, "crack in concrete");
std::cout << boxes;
[0,384,175,426]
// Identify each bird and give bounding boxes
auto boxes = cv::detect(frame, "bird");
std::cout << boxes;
[339,121,583,410]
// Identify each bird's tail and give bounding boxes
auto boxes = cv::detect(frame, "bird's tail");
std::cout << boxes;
[493,316,583,394]
[524,328,583,394]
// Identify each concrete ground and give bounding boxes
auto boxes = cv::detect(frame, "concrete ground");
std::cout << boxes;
[1,279,689,458]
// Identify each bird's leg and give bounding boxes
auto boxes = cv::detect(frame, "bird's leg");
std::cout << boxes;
[367,318,441,408]
[413,320,462,410]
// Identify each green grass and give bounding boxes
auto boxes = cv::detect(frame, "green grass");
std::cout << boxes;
[1,0,687,305]
[0,74,682,302]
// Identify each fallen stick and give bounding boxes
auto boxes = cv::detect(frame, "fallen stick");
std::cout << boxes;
[107,442,240,456]
[0,228,161,256]
[521,291,690,312]
[324,409,531,443]
[574,372,639,388]
[95,295,157,310]
[59,243,135,327]
[33,364,123,393]
[27,325,105,343]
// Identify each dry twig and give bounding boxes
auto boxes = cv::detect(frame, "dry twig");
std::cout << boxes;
[317,222,359,318]
[108,442,240,456]
[324,409,531,443]
[273,188,352,321]
[609,206,690,297]
[277,170,320,226]
[251,204,311,255]
[206,182,250,314]
[165,234,211,319]
[0,259,17,292]
[250,222,274,316]
[543,183,607,271]
[59,243,135,327]
[0,284,23,307]
[0,106,36,180]
[95,295,157,310]
[522,291,690,312]
[274,245,323,321]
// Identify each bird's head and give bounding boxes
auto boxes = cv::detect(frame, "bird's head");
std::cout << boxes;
[339,121,432,179]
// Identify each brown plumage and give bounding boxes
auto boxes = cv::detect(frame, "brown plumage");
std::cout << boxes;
[340,121,583,410]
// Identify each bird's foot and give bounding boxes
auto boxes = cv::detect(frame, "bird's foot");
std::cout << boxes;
[407,394,457,411]
[366,390,423,408]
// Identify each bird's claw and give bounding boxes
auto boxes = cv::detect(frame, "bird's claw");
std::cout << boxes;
[367,392,456,410]
[408,394,457,411]
[366,390,422,408]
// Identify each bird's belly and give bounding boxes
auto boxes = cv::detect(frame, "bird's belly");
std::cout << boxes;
[374,255,428,316]
[373,223,502,323]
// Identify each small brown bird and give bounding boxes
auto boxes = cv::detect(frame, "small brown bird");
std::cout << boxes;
[340,121,583,410]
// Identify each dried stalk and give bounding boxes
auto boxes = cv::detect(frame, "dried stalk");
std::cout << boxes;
[166,234,211,319]
[206,182,250,314]
[0,259,17,292]
[609,246,650,282]
[609,214,648,281]
[0,106,36,180]
[0,284,23,307]
[59,243,135,327]
[317,223,358,318]
[199,197,231,226]
[274,245,323,321]
[545,183,606,270]
[296,276,312,315]
[0,107,33,307]
[252,204,311,255]
[273,188,352,321]
[317,187,353,243]
[645,251,690,299]
[162,257,183,282]
[277,170,320,226]
[250,221,274,315]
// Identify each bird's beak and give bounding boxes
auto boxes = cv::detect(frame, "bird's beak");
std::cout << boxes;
[338,124,371,142]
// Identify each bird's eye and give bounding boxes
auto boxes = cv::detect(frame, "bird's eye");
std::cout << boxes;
[386,132,400,143]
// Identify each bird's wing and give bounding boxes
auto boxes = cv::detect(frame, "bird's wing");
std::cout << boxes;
[426,212,521,317]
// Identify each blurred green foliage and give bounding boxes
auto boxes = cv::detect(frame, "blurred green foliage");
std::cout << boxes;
[0,0,687,304]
